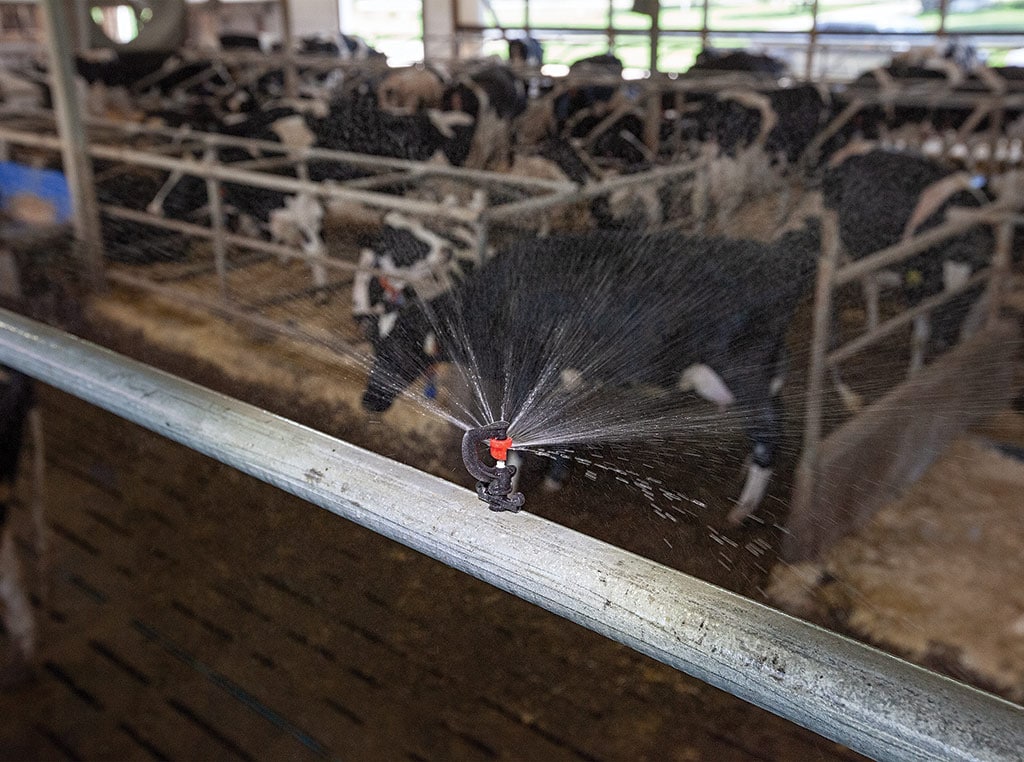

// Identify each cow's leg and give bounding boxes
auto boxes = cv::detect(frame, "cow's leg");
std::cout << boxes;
[830,367,863,412]
[910,314,931,374]
[769,348,788,398]
[829,287,863,412]
[729,459,773,526]
[862,273,881,330]
[311,260,329,304]
[864,269,903,329]
[727,377,782,525]
[0,493,35,688]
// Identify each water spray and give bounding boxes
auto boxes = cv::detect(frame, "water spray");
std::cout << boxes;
[461,421,525,513]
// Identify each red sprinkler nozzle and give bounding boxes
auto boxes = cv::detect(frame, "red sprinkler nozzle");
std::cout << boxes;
[489,437,513,462]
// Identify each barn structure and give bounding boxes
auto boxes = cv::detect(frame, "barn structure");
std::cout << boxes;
[2,1,1024,759]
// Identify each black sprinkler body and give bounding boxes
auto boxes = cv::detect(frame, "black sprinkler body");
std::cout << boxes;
[461,421,525,513]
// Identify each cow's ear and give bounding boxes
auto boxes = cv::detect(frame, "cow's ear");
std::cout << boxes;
[427,109,475,139]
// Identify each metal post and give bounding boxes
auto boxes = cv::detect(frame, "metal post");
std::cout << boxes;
[938,0,950,37]
[648,1,660,73]
[644,86,662,154]
[72,0,92,52]
[988,218,1014,327]
[700,0,711,50]
[204,148,229,301]
[793,209,841,514]
[1,307,1024,762]
[607,0,615,51]
[278,0,299,99]
[39,0,104,289]
[450,0,460,62]
[805,0,820,80]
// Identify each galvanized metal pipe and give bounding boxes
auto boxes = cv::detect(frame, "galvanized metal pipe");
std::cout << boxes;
[83,143,486,223]
[485,160,699,222]
[98,205,362,276]
[0,117,574,196]
[835,212,997,287]
[0,117,588,234]
[203,149,230,301]
[827,268,992,366]
[801,209,841,463]
[38,0,104,287]
[1,307,1022,762]
[81,116,576,194]
[989,219,1016,326]
[277,0,299,100]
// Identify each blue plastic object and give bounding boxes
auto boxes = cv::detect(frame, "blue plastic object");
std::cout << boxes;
[0,162,73,223]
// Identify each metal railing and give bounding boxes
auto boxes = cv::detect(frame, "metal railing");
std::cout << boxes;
[0,108,706,361]
[0,305,1022,760]
[788,198,1021,560]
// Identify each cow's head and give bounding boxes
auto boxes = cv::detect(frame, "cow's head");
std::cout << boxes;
[355,211,479,413]
[377,67,444,115]
[361,300,445,413]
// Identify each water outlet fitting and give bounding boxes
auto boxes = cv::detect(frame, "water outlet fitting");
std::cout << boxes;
[461,422,525,512]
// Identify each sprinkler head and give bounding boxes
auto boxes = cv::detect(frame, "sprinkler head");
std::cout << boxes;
[461,422,525,513]
[489,436,513,462]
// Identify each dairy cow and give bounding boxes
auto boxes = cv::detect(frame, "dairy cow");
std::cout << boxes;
[823,147,994,372]
[357,225,821,521]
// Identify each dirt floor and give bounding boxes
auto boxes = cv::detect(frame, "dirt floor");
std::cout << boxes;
[0,386,862,761]
[769,412,1024,702]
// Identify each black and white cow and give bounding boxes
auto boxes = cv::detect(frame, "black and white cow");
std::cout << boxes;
[0,365,37,688]
[352,208,482,347]
[823,148,993,376]
[357,225,821,522]
[316,62,529,171]
[552,54,652,168]
[313,91,477,165]
[508,36,544,68]
[835,47,1024,163]
[374,65,447,116]
[685,48,789,79]
[441,64,528,169]
[684,83,833,164]
[95,170,195,264]
[295,33,382,60]
[75,50,177,89]
[219,33,263,51]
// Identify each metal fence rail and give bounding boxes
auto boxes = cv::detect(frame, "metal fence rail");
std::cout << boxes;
[1,306,1023,761]
[0,109,705,364]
